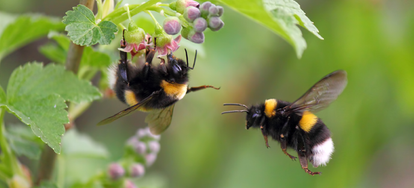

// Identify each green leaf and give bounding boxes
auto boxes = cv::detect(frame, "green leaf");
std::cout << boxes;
[3,63,102,153]
[6,124,44,160]
[218,0,322,58]
[39,43,66,64]
[0,13,65,61]
[263,0,323,40]
[7,63,101,104]
[33,181,58,188]
[40,32,111,68]
[3,95,67,154]
[63,5,118,46]
[62,129,109,158]
[0,12,18,36]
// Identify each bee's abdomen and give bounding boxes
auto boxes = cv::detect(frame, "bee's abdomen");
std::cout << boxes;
[310,137,334,168]
[307,120,334,168]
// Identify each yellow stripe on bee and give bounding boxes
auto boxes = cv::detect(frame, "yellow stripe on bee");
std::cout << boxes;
[264,99,277,118]
[299,111,318,132]
[160,80,187,100]
[124,90,138,106]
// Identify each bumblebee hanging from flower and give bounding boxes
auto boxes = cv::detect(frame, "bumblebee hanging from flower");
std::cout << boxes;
[98,30,220,135]
[222,70,347,175]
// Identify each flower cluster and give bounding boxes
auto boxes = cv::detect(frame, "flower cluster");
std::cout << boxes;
[168,0,225,44]
[105,128,161,188]
[119,0,224,59]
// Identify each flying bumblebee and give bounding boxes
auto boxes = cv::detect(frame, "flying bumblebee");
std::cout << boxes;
[98,31,220,134]
[222,70,347,175]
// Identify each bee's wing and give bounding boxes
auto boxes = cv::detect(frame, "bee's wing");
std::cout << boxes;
[285,70,347,114]
[97,90,161,126]
[145,104,175,135]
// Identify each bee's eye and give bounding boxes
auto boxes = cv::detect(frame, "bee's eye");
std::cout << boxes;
[252,113,260,118]
[173,64,182,74]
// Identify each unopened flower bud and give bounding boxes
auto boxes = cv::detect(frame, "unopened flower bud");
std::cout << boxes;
[108,163,125,180]
[208,17,224,31]
[199,1,212,17]
[163,17,181,35]
[9,175,30,188]
[148,141,160,153]
[145,153,158,166]
[217,6,224,17]
[129,163,145,178]
[176,0,200,14]
[193,17,207,32]
[133,141,147,155]
[136,128,149,138]
[124,180,137,188]
[184,7,201,22]
[169,2,177,10]
[189,31,205,43]
[181,27,191,39]
[208,5,219,16]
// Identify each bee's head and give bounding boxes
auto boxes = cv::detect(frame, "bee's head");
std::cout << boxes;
[165,49,197,84]
[222,103,264,130]
[245,105,264,129]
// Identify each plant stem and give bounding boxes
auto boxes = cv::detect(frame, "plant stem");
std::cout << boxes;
[0,108,23,180]
[103,0,164,25]
[35,146,57,185]
[35,0,95,185]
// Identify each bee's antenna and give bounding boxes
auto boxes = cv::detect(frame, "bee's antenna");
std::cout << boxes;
[221,110,249,114]
[192,50,197,69]
[223,103,249,109]
[185,48,189,68]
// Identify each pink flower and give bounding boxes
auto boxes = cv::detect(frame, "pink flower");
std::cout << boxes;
[155,35,181,57]
[119,39,147,58]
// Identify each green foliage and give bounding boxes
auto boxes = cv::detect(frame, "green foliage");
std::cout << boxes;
[6,125,44,160]
[0,86,5,104]
[62,5,118,46]
[40,32,112,68]
[33,181,58,188]
[0,63,102,153]
[216,0,322,58]
[62,129,109,158]
[0,12,65,61]
[102,0,164,25]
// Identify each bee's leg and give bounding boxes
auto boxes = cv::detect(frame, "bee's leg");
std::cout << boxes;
[297,133,321,176]
[260,126,270,148]
[258,117,270,148]
[298,154,321,176]
[118,58,129,83]
[186,85,220,93]
[280,117,297,160]
[118,31,129,83]
[280,139,297,161]
[158,57,168,76]
[143,49,156,79]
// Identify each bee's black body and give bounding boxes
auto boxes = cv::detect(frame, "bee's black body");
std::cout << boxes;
[112,50,189,110]
[98,31,219,134]
[223,70,347,175]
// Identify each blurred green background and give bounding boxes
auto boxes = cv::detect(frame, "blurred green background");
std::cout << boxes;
[1,0,414,187]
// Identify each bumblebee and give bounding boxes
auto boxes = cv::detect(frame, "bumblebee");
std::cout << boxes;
[222,70,347,175]
[98,31,220,134]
